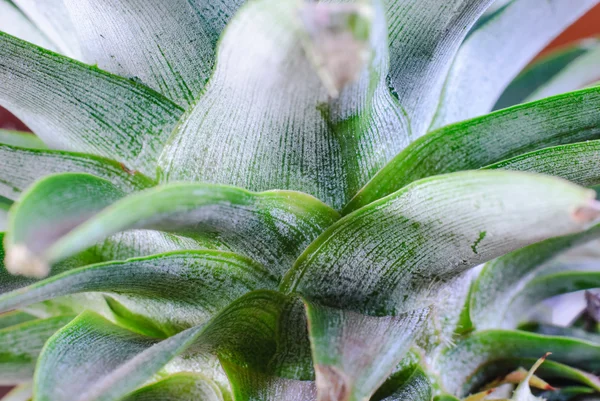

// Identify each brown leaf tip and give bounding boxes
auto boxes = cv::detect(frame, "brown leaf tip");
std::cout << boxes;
[315,365,350,401]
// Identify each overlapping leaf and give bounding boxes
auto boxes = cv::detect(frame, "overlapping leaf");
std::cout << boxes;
[121,373,224,401]
[0,32,184,176]
[347,86,600,212]
[158,0,411,210]
[0,251,278,336]
[430,0,598,129]
[5,173,339,278]
[385,0,493,137]
[495,38,600,109]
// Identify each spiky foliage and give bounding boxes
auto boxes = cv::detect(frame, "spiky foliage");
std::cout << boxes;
[0,0,600,400]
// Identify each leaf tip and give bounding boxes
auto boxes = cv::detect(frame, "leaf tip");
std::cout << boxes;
[571,198,600,224]
[5,244,50,278]
[315,365,350,401]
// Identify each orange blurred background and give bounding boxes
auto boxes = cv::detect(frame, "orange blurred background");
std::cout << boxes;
[0,3,599,399]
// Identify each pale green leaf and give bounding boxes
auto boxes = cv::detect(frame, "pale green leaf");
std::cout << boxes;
[386,0,493,137]
[0,311,36,330]
[0,144,154,200]
[0,315,74,385]
[347,86,600,212]
[0,251,278,336]
[484,140,600,188]
[495,38,600,109]
[34,291,286,401]
[305,302,429,401]
[63,0,244,107]
[0,130,46,150]
[0,32,184,176]
[121,373,224,401]
[5,173,339,278]
[158,0,411,210]
[437,330,600,396]
[430,0,598,129]
[284,171,598,316]
[521,323,600,345]
[11,0,82,58]
[0,0,54,51]
[470,224,600,330]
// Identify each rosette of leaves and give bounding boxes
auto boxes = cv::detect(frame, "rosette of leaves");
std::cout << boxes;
[1,0,600,400]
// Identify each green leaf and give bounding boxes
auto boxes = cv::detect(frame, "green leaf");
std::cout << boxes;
[505,270,600,328]
[385,0,493,137]
[347,86,600,212]
[470,224,600,330]
[0,311,36,330]
[0,32,184,176]
[520,323,600,345]
[376,366,432,401]
[5,173,339,278]
[34,291,287,401]
[11,0,81,58]
[495,38,600,110]
[158,0,411,210]
[121,373,224,401]
[0,315,74,385]
[305,302,429,401]
[284,170,598,316]
[437,330,600,396]
[0,251,278,337]
[0,144,154,200]
[0,0,53,52]
[483,140,600,188]
[430,0,598,129]
[0,130,46,150]
[62,0,244,107]
[538,386,595,401]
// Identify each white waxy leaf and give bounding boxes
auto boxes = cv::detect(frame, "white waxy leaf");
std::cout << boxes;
[0,32,184,176]
[0,144,154,200]
[159,0,411,210]
[11,0,83,59]
[430,0,598,130]
[0,0,54,50]
[385,0,493,138]
[63,0,245,107]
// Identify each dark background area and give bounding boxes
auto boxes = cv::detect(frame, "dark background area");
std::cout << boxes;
[0,4,599,398]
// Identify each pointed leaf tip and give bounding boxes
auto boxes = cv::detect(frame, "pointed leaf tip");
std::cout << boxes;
[572,198,600,224]
[5,244,49,278]
[300,2,373,98]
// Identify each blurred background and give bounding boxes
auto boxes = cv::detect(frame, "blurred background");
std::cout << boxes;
[0,3,599,399]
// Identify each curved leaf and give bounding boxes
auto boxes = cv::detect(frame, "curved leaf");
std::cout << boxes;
[386,0,493,137]
[520,323,600,345]
[484,140,600,188]
[63,0,244,107]
[495,38,600,109]
[0,315,74,385]
[437,330,600,396]
[347,86,600,212]
[158,0,411,210]
[121,373,224,401]
[5,173,339,278]
[11,0,81,58]
[0,251,278,336]
[0,0,53,51]
[0,311,36,330]
[430,0,598,129]
[377,366,432,401]
[0,130,46,150]
[0,32,184,176]
[470,224,600,330]
[284,170,598,316]
[0,144,154,200]
[505,270,600,328]
[34,291,287,401]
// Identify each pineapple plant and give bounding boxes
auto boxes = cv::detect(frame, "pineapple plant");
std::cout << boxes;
[0,0,600,400]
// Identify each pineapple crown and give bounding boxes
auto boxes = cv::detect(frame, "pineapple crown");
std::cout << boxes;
[0,0,600,400]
